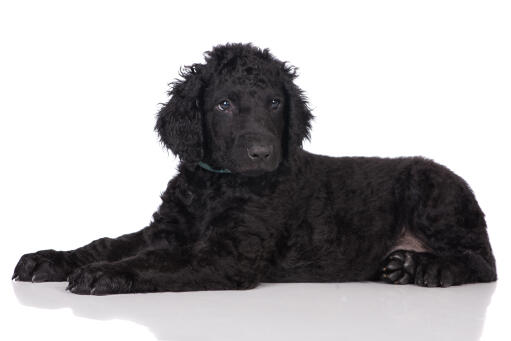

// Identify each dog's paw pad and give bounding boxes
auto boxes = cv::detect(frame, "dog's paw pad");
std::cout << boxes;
[381,250,416,285]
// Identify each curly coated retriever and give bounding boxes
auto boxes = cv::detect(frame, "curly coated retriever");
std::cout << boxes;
[13,43,497,294]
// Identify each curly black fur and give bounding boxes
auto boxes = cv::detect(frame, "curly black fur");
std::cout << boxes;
[13,43,496,294]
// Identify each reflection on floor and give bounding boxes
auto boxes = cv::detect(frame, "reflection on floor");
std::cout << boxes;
[13,281,495,341]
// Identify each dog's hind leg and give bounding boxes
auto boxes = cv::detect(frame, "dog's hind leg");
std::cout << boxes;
[380,160,497,287]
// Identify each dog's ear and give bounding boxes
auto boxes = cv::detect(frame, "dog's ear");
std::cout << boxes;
[282,66,314,152]
[156,64,204,163]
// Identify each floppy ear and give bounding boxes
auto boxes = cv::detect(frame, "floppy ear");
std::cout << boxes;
[283,68,314,152]
[155,65,204,163]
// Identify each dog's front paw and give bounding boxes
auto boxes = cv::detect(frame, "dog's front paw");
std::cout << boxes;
[13,250,72,282]
[67,263,134,295]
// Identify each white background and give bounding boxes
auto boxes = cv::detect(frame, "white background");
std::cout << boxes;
[1,1,510,340]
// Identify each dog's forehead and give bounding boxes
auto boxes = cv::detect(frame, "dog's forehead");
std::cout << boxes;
[207,69,282,96]
[221,73,271,88]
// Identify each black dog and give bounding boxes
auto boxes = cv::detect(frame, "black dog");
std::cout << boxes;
[13,43,497,294]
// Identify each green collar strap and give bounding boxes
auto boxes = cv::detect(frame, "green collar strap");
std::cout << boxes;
[198,161,232,174]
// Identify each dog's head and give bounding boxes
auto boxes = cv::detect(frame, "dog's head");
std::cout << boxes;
[156,43,313,176]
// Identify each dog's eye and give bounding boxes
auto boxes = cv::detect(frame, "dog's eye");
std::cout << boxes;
[271,98,280,110]
[216,100,231,111]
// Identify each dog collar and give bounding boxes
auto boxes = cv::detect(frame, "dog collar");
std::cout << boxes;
[198,161,232,174]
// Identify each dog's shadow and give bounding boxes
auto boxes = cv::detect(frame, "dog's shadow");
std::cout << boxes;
[13,281,495,340]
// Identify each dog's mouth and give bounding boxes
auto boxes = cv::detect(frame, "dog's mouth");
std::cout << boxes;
[239,169,269,177]
[236,162,280,177]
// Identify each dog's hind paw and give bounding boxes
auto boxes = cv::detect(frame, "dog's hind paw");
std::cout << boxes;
[381,250,461,287]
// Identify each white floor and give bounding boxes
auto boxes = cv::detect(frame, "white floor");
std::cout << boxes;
[5,278,509,340]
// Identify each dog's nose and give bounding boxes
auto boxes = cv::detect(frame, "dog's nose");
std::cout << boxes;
[247,145,273,161]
